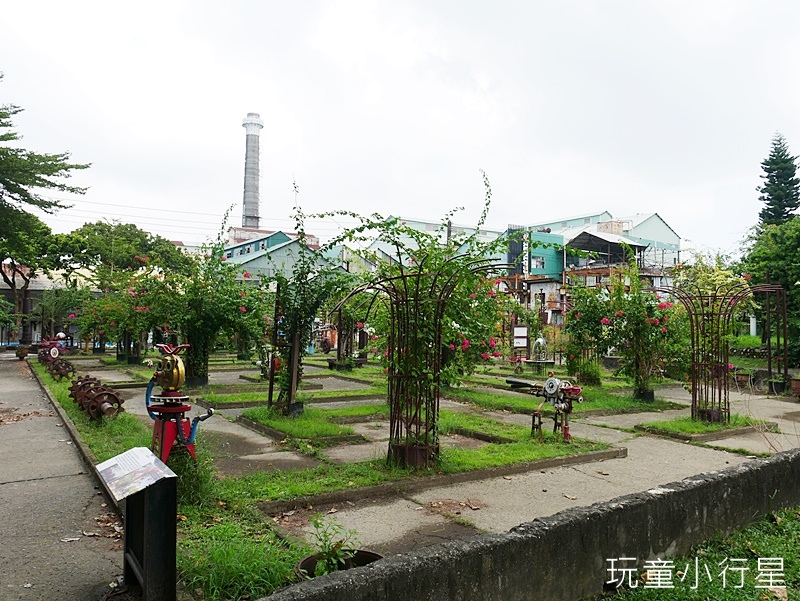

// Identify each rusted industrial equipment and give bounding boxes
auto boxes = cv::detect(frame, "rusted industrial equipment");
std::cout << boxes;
[507,373,583,442]
[39,333,68,363]
[146,343,213,463]
[68,375,125,420]
[46,357,76,382]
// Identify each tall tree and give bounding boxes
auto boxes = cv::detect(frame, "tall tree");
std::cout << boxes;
[0,73,89,213]
[758,133,800,226]
[0,209,57,342]
[56,221,190,288]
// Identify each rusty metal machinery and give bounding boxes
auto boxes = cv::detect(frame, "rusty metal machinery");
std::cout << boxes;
[68,375,125,420]
[146,344,213,463]
[46,357,76,382]
[506,374,583,442]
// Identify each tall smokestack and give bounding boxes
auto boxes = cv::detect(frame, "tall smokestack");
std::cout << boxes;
[241,112,264,228]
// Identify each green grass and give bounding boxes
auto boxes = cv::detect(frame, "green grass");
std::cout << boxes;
[730,356,769,369]
[315,402,390,420]
[203,391,272,404]
[177,503,309,599]
[639,414,764,435]
[443,385,683,415]
[241,406,356,438]
[593,506,800,600]
[438,410,530,441]
[297,385,384,401]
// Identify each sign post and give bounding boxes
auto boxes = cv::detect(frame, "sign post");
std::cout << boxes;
[97,447,177,601]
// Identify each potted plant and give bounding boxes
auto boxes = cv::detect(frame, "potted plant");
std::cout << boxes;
[15,345,29,360]
[768,376,788,395]
[294,514,382,580]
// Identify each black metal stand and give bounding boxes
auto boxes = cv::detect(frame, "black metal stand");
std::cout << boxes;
[123,477,177,601]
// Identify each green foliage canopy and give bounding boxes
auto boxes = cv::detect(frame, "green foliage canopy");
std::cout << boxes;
[0,74,88,213]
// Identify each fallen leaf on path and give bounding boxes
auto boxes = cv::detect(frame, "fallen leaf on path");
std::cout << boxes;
[597,471,610,476]
[82,531,99,537]
[327,507,338,514]
[503,476,514,480]
[177,515,188,521]
[563,494,577,500]
[23,583,32,588]
[60,537,80,542]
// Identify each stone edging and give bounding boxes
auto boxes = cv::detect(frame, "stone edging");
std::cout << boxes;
[26,360,121,512]
[633,421,779,443]
[258,447,627,515]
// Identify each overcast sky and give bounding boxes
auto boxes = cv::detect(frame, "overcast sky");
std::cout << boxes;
[3,1,800,257]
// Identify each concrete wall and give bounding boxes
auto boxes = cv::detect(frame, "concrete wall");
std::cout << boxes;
[263,449,800,601]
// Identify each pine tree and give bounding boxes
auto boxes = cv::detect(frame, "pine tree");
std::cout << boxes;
[758,133,800,226]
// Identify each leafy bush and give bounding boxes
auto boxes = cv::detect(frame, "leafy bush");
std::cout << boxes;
[576,360,602,386]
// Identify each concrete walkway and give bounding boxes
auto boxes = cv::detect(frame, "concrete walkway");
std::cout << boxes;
[0,354,120,600]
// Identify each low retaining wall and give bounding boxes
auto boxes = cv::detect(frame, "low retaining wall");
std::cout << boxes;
[263,449,800,601]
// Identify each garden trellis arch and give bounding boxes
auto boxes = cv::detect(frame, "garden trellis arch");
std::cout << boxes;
[655,282,788,422]
[334,253,505,466]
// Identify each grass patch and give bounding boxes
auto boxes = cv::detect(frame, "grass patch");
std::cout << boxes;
[203,391,272,404]
[639,414,764,435]
[297,385,384,401]
[440,436,605,471]
[241,406,355,438]
[177,503,309,599]
[444,385,683,415]
[439,410,529,441]
[595,505,800,600]
[314,402,389,420]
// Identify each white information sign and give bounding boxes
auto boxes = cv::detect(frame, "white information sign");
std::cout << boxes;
[97,447,176,502]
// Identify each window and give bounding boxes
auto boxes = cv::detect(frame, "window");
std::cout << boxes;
[531,256,545,269]
[225,251,232,259]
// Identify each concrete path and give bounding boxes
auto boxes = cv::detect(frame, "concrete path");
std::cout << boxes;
[0,355,120,600]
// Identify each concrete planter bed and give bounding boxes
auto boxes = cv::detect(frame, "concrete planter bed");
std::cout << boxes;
[258,447,627,516]
[633,421,778,443]
[236,415,367,445]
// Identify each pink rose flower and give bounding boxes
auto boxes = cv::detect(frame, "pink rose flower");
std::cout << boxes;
[600,317,611,325]
[240,306,247,312]
[462,339,470,351]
